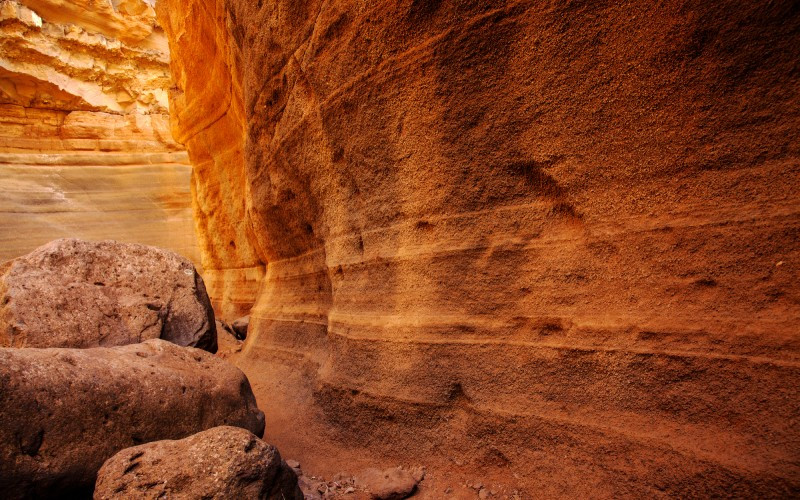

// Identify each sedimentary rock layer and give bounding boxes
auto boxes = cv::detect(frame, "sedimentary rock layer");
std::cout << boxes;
[0,0,199,266]
[157,0,263,318]
[159,0,800,496]
[0,339,265,499]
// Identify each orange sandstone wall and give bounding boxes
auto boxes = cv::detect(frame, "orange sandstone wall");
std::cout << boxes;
[160,0,800,496]
[0,0,199,265]
[157,0,263,319]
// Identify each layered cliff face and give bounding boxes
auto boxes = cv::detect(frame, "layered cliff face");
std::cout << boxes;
[0,0,199,265]
[159,0,800,496]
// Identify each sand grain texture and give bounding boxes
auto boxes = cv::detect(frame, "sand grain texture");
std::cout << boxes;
[158,0,800,497]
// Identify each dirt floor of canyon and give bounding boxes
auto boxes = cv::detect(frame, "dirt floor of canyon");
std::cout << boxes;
[233,353,531,499]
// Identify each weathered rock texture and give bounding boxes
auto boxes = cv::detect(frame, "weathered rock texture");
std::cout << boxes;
[355,467,421,500]
[232,315,249,339]
[95,426,303,500]
[0,339,265,499]
[159,0,800,497]
[157,0,263,318]
[216,319,243,359]
[0,238,216,350]
[0,0,199,266]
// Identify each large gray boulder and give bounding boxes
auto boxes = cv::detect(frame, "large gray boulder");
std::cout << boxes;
[0,339,265,499]
[0,238,216,351]
[95,426,302,500]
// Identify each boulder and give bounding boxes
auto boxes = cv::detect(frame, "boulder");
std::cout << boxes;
[94,426,303,500]
[0,339,265,499]
[0,238,217,351]
[355,467,421,500]
[231,315,250,340]
[216,319,243,358]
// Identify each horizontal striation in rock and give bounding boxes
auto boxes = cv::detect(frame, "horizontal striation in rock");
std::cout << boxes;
[162,0,800,496]
[0,0,200,266]
[203,266,266,319]
[156,0,263,317]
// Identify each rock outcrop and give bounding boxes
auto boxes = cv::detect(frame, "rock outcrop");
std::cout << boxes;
[158,0,800,496]
[355,467,422,500]
[0,0,199,266]
[0,238,216,350]
[95,426,302,500]
[0,339,265,499]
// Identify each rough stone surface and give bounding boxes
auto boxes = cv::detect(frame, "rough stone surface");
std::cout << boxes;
[0,339,265,499]
[157,0,263,318]
[14,0,160,46]
[216,318,243,359]
[232,315,250,340]
[216,318,236,337]
[158,0,800,497]
[0,238,217,350]
[94,426,302,500]
[0,0,199,265]
[355,467,420,500]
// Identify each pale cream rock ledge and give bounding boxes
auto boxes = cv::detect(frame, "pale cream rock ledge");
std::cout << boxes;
[0,0,200,267]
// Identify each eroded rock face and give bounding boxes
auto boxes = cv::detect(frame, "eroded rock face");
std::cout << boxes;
[95,426,302,500]
[0,339,265,499]
[0,238,217,350]
[158,0,800,496]
[0,0,199,266]
[14,0,160,46]
[157,0,263,318]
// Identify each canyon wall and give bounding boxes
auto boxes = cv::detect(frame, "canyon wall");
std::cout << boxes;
[0,0,199,265]
[159,0,800,496]
[157,0,263,318]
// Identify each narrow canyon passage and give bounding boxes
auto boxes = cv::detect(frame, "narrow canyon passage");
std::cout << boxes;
[1,0,798,498]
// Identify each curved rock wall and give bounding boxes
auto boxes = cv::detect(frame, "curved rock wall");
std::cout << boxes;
[159,0,800,496]
[0,0,199,266]
[157,0,263,318]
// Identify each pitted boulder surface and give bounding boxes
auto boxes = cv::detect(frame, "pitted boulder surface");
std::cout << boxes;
[0,238,217,351]
[95,426,302,500]
[0,339,265,499]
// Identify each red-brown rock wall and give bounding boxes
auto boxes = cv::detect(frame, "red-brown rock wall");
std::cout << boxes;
[159,1,800,496]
